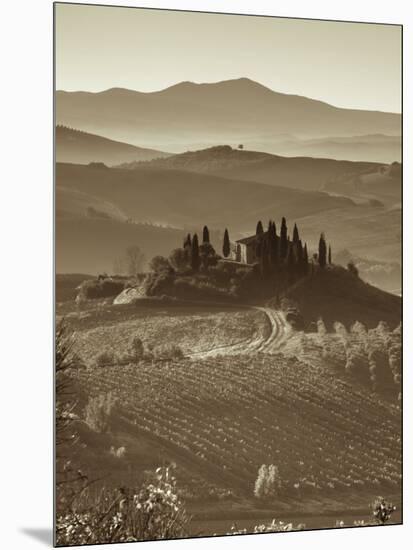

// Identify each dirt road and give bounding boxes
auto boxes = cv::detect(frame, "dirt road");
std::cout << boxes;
[190,306,290,359]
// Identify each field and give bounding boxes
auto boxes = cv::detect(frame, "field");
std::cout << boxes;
[60,296,401,530]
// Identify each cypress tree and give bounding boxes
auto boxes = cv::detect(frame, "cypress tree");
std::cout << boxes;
[183,233,191,249]
[303,243,309,265]
[318,233,327,268]
[286,242,295,283]
[268,221,278,268]
[256,220,264,235]
[328,244,332,265]
[222,228,230,258]
[202,225,210,244]
[183,233,192,264]
[191,233,200,271]
[292,223,300,243]
[280,217,288,260]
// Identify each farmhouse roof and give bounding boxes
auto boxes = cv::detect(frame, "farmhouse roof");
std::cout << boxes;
[235,231,268,245]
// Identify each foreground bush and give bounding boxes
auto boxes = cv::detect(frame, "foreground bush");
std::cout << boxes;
[56,465,189,546]
[84,392,117,433]
[77,277,126,300]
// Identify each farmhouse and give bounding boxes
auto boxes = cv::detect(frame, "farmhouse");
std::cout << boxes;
[230,233,263,264]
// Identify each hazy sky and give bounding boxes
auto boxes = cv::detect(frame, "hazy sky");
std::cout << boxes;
[55,3,401,113]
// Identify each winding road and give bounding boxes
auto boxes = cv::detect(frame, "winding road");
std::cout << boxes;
[190,306,291,359]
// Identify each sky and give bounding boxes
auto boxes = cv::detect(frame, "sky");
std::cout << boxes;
[55,3,401,113]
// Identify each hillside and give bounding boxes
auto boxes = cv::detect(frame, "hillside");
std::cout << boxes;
[283,265,401,330]
[56,78,401,156]
[61,300,401,518]
[119,145,381,192]
[323,162,401,208]
[56,162,353,230]
[262,134,401,164]
[56,125,169,166]
[293,205,400,267]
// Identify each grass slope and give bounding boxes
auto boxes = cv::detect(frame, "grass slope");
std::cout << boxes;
[283,266,401,329]
[56,125,169,166]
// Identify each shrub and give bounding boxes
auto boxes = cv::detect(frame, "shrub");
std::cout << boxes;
[78,278,125,300]
[372,496,396,524]
[84,392,117,433]
[94,350,116,367]
[254,464,281,499]
[129,336,144,362]
[110,446,126,458]
[56,465,189,546]
[153,344,185,361]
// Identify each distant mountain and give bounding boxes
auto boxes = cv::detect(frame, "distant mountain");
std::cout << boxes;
[251,134,401,164]
[56,78,401,156]
[56,125,170,166]
[119,145,381,192]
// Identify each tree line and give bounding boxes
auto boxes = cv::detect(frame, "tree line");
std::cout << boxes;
[184,218,332,282]
[148,218,332,290]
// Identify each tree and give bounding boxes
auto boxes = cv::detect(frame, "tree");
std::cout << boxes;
[238,144,244,150]
[183,234,192,263]
[268,221,278,268]
[347,261,359,277]
[222,228,230,258]
[303,243,309,265]
[199,242,217,270]
[318,233,327,268]
[259,237,270,277]
[169,248,188,272]
[286,242,296,283]
[256,220,264,235]
[149,255,172,274]
[328,244,332,265]
[183,233,191,249]
[280,217,288,260]
[292,223,300,243]
[125,245,145,276]
[202,225,210,244]
[254,464,281,499]
[191,233,200,271]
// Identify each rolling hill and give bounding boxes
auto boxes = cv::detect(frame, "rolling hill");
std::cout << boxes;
[56,125,170,166]
[56,161,353,229]
[56,78,401,158]
[323,162,401,208]
[61,301,401,521]
[251,134,401,164]
[119,145,382,192]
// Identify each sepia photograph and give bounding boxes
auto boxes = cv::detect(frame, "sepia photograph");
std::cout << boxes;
[54,3,402,546]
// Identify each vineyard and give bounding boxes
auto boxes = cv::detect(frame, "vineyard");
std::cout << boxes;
[68,303,269,362]
[71,349,401,514]
[283,320,402,400]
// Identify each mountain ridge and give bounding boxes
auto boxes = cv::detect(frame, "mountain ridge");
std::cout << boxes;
[56,78,401,156]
